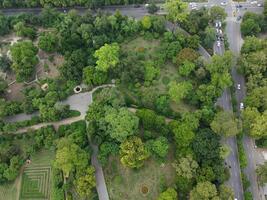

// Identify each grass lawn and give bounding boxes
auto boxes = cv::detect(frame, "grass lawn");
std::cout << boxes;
[0,183,17,200]
[20,149,55,200]
[104,149,176,200]
[120,36,196,113]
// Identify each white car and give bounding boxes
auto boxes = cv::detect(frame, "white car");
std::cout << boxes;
[215,22,218,27]
[257,3,262,6]
[250,1,257,4]
[219,29,223,34]
[237,84,241,90]
[240,102,244,110]
[218,21,222,27]
[217,41,221,47]
[221,1,227,6]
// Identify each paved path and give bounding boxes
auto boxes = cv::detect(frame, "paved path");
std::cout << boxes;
[5,84,113,200]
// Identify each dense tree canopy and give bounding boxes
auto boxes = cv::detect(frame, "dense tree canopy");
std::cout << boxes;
[120,136,150,168]
[10,41,38,82]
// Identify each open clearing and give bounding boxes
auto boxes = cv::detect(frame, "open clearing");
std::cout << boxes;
[104,149,176,200]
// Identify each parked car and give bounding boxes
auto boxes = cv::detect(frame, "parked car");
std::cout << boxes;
[217,41,221,47]
[221,1,227,6]
[237,84,241,90]
[237,16,242,21]
[240,102,244,110]
[250,1,257,4]
[218,21,222,27]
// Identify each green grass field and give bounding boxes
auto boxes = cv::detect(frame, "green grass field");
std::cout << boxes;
[120,36,196,113]
[20,149,55,200]
[0,183,17,200]
[104,149,176,200]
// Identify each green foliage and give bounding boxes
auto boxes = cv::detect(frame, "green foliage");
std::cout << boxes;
[147,2,159,14]
[83,66,107,86]
[105,107,139,142]
[75,167,96,198]
[210,6,227,21]
[0,55,11,72]
[13,21,36,39]
[168,81,193,104]
[189,181,219,200]
[178,60,196,77]
[157,188,178,200]
[175,48,199,66]
[94,43,120,72]
[0,78,7,94]
[146,136,169,159]
[10,40,38,82]
[119,136,150,168]
[136,108,167,135]
[219,184,234,200]
[0,13,9,35]
[256,162,267,186]
[237,135,248,169]
[210,111,239,137]
[165,0,188,24]
[144,60,160,83]
[54,138,88,178]
[141,16,152,30]
[173,155,198,180]
[38,32,58,52]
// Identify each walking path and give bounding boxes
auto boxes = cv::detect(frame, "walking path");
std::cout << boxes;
[4,84,114,200]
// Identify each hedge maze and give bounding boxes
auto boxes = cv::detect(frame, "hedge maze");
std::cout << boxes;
[20,165,51,200]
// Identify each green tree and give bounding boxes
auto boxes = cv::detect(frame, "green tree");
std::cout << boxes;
[219,145,231,159]
[256,162,267,186]
[0,55,11,72]
[10,41,38,82]
[147,2,159,14]
[250,111,267,138]
[13,21,36,39]
[105,107,139,142]
[178,60,196,76]
[54,138,88,178]
[0,13,9,36]
[75,166,96,198]
[241,107,260,133]
[120,136,150,168]
[189,181,219,200]
[168,81,193,104]
[210,111,239,137]
[210,6,227,21]
[157,188,178,200]
[38,32,58,52]
[94,43,120,72]
[219,185,234,200]
[0,78,7,94]
[146,136,169,159]
[141,16,152,30]
[203,27,216,49]
[173,155,198,180]
[241,18,261,36]
[144,61,160,82]
[165,0,188,24]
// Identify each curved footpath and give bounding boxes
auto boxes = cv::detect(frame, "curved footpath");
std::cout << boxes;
[3,84,114,200]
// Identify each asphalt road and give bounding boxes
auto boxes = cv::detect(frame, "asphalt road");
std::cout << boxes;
[0,3,265,199]
[225,0,265,199]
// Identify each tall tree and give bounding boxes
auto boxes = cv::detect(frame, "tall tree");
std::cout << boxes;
[105,107,139,142]
[210,111,239,137]
[168,81,193,104]
[165,0,188,24]
[189,181,219,200]
[94,43,120,72]
[256,162,267,186]
[157,188,178,200]
[10,41,38,82]
[120,136,150,168]
[54,138,88,178]
[173,155,198,180]
[75,166,96,198]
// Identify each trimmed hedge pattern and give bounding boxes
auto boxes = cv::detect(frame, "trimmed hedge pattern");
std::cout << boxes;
[20,165,51,200]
